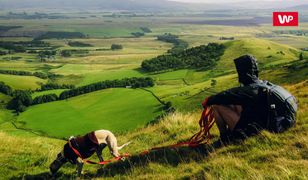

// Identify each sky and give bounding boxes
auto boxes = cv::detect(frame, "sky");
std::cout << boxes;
[171,0,308,3]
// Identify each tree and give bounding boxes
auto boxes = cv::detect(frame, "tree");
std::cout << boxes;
[211,79,217,87]
[299,52,304,60]
[61,50,71,57]
[7,90,32,112]
[0,82,13,95]
[111,44,123,50]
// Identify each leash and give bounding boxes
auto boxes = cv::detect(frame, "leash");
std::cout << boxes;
[68,97,215,165]
[142,97,215,155]
[68,139,130,165]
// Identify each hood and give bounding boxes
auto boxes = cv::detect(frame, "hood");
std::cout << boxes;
[234,55,260,85]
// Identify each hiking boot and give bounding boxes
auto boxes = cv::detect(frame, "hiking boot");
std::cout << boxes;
[232,129,247,142]
[246,123,262,136]
[220,133,232,145]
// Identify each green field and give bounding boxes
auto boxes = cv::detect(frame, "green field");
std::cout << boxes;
[17,88,163,138]
[0,74,46,90]
[31,89,68,98]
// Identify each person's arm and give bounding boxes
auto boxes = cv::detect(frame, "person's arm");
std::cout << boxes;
[96,144,107,162]
[207,86,258,106]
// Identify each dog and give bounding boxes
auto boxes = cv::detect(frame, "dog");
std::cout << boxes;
[50,130,131,177]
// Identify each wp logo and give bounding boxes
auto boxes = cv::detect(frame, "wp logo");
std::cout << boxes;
[273,12,298,26]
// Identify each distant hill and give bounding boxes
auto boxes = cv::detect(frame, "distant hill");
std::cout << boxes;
[0,0,186,11]
[1,0,306,11]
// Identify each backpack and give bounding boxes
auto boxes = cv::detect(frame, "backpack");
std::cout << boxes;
[259,81,297,133]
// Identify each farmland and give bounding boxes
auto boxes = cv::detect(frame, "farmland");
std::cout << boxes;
[0,6,307,179]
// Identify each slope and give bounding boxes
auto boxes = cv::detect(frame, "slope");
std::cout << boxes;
[217,38,300,70]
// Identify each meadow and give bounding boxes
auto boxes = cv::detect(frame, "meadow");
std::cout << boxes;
[17,88,163,138]
[0,9,307,179]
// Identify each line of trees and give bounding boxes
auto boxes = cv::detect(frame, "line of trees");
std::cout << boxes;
[157,33,188,55]
[0,42,26,53]
[38,50,57,61]
[60,49,89,57]
[111,44,123,50]
[40,83,75,91]
[0,50,7,55]
[0,81,13,95]
[34,31,86,41]
[0,69,58,79]
[141,43,225,72]
[32,94,58,105]
[68,41,92,47]
[0,41,50,53]
[59,77,154,100]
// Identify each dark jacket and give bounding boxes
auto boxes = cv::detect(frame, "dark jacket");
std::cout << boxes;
[207,55,268,129]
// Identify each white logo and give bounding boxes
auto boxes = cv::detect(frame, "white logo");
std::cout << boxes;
[278,15,294,24]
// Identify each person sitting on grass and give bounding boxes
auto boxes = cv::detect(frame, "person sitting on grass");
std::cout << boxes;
[49,130,131,177]
[203,54,297,144]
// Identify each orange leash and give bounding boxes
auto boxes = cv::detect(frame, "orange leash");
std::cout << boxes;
[68,97,215,164]
[68,139,130,165]
[141,97,215,155]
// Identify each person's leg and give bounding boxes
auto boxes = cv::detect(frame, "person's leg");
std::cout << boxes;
[212,105,242,144]
[212,105,242,133]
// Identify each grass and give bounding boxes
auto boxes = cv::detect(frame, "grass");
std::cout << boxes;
[150,69,189,81]
[78,70,144,86]
[0,74,46,90]
[31,89,68,98]
[0,77,306,179]
[217,38,299,70]
[17,88,163,138]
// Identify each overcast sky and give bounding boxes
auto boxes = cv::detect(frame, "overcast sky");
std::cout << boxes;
[171,0,308,3]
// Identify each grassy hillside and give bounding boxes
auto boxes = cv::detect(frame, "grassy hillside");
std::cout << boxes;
[16,88,163,138]
[217,38,299,70]
[0,79,307,179]
[0,74,46,90]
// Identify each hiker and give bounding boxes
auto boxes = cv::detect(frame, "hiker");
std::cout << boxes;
[203,55,297,143]
[49,130,131,177]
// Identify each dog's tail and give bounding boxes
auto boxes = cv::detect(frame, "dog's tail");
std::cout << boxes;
[117,141,132,150]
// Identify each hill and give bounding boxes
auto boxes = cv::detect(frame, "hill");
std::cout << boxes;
[217,38,300,70]
[0,79,307,179]
[0,0,186,11]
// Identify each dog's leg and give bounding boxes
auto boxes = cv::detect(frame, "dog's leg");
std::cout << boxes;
[50,151,67,176]
[75,157,84,177]
[96,144,106,162]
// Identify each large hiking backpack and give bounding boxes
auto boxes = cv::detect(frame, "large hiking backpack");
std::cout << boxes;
[259,81,298,133]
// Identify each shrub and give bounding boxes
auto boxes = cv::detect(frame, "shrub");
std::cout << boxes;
[111,44,123,50]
